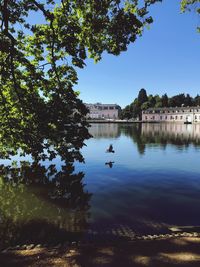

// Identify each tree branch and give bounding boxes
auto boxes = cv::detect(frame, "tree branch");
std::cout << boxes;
[2,0,8,33]
[32,0,54,20]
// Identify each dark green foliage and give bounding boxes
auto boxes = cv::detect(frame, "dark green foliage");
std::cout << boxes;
[138,88,148,105]
[168,94,184,107]
[185,93,193,106]
[161,94,169,107]
[194,94,200,106]
[0,0,161,162]
[121,89,199,120]
[121,105,132,120]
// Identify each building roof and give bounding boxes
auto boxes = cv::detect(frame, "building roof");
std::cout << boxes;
[144,106,200,111]
[85,103,121,109]
[85,103,119,106]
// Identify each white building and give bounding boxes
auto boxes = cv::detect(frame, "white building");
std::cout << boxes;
[85,103,121,119]
[142,107,200,123]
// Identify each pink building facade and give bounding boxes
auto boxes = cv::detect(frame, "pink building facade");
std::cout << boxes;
[142,107,200,123]
[85,103,121,119]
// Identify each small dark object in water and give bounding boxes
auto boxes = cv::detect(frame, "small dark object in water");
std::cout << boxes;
[105,161,114,168]
[106,144,115,153]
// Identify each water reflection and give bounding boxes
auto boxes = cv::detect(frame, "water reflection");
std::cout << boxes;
[90,123,200,155]
[105,161,115,168]
[78,123,200,236]
[1,122,200,247]
[141,123,200,146]
[89,123,120,139]
[0,162,91,249]
[120,124,146,154]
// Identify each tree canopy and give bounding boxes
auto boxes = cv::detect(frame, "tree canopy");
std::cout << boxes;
[120,89,200,119]
[0,0,161,162]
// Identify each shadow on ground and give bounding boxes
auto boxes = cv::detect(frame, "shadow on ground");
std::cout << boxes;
[1,237,200,266]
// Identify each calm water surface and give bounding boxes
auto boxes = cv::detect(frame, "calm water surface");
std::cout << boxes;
[77,123,200,232]
[1,122,200,247]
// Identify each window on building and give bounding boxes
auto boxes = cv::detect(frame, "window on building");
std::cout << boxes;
[160,116,162,120]
[165,116,167,119]
[180,116,183,120]
[175,116,177,120]
[145,116,147,120]
[152,116,155,120]
[170,116,173,120]
[109,106,114,110]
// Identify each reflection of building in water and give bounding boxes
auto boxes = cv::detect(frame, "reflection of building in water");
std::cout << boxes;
[85,103,121,119]
[142,107,200,123]
[142,123,200,143]
[89,123,120,138]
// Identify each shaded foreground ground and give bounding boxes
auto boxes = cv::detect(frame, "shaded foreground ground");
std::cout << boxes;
[1,237,200,266]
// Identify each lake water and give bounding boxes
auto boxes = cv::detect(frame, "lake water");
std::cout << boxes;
[76,123,200,236]
[1,122,200,247]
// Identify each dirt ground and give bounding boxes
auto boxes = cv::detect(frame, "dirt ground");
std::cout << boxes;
[1,237,200,267]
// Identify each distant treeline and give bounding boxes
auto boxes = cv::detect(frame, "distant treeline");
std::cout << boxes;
[120,89,200,119]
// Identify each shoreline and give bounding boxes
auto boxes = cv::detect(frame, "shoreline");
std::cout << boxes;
[87,120,200,124]
[87,120,140,123]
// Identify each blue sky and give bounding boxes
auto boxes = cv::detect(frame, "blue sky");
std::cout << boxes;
[74,0,200,108]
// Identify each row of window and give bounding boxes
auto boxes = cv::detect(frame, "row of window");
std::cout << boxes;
[90,110,118,115]
[101,114,117,118]
[89,114,117,119]
[144,109,199,114]
[90,106,117,110]
[145,115,200,120]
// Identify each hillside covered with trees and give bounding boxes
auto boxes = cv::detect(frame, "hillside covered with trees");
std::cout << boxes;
[120,89,200,120]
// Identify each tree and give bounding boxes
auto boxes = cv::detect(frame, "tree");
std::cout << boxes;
[154,94,162,107]
[168,94,185,107]
[184,93,193,106]
[138,88,148,105]
[194,94,200,106]
[141,101,150,110]
[0,0,161,162]
[131,99,141,119]
[148,94,156,107]
[161,94,168,107]
[120,105,132,119]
